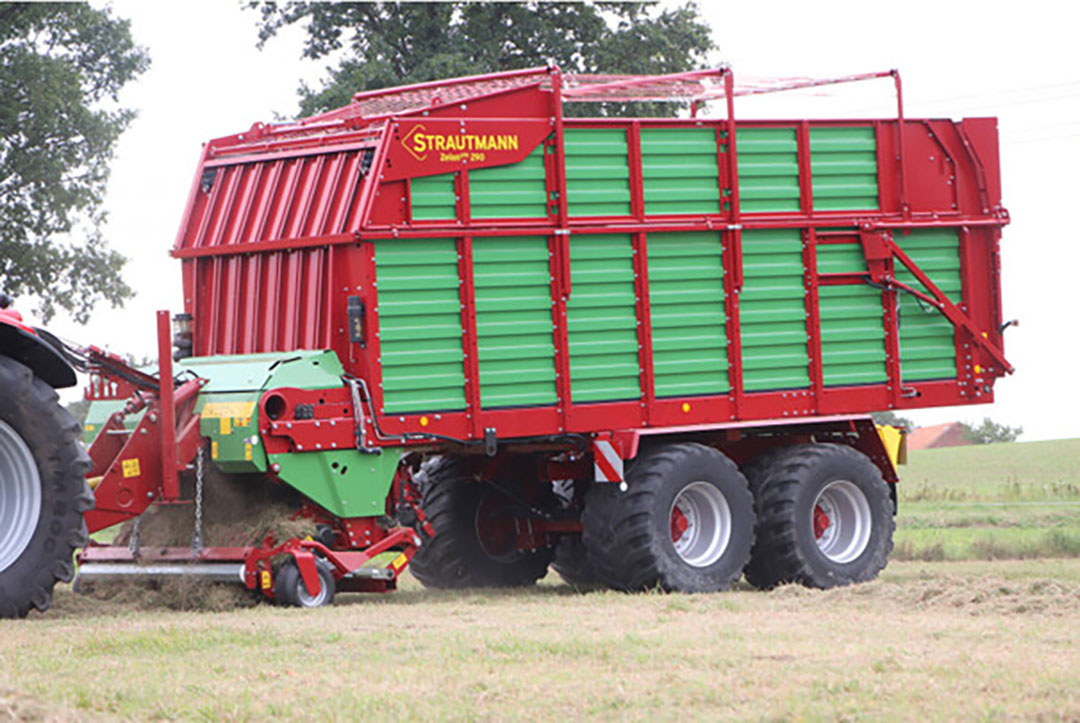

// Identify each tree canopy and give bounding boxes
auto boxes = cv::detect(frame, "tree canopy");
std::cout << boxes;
[249,1,715,117]
[961,417,1023,444]
[0,2,149,322]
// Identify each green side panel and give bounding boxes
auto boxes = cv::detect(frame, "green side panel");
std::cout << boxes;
[816,243,888,386]
[375,239,467,413]
[564,128,632,217]
[810,126,879,210]
[82,399,129,444]
[895,228,961,381]
[640,127,721,215]
[469,145,548,219]
[410,173,457,221]
[647,232,729,397]
[269,447,404,519]
[567,234,641,402]
[472,236,558,408]
[740,229,810,391]
[197,391,267,474]
[737,127,801,213]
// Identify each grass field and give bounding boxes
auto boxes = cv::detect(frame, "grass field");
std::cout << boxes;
[895,437,1080,561]
[2,439,1079,720]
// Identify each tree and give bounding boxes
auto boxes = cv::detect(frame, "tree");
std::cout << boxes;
[0,3,149,323]
[249,1,715,118]
[871,411,915,430]
[961,417,1023,445]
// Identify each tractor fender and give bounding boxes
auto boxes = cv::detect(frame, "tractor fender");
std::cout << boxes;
[0,314,76,389]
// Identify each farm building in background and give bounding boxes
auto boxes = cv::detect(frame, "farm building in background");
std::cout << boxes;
[907,423,972,450]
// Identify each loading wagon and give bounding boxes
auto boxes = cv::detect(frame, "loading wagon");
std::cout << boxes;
[0,66,1011,615]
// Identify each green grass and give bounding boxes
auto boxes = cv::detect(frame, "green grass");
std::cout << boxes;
[894,438,1080,561]
[3,560,1079,720]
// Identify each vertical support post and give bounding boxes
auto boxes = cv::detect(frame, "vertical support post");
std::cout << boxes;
[724,70,741,233]
[157,310,179,502]
[458,236,482,440]
[893,69,910,219]
[804,229,824,412]
[551,68,569,229]
[633,232,656,425]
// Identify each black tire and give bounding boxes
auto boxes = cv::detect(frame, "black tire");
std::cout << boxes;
[0,356,93,618]
[551,535,604,589]
[275,558,335,608]
[744,444,894,590]
[581,443,754,593]
[409,457,554,589]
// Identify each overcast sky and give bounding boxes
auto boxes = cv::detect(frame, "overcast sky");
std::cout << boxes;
[50,0,1078,441]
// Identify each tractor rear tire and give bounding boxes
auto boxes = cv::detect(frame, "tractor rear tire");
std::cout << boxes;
[744,444,894,590]
[551,535,604,589]
[0,356,93,618]
[581,443,754,593]
[409,457,554,589]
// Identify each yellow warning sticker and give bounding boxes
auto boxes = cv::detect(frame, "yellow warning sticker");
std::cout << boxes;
[260,570,272,590]
[211,441,219,459]
[244,443,252,461]
[391,553,408,570]
[220,416,232,435]
[201,401,256,419]
[121,458,141,478]
[85,424,96,433]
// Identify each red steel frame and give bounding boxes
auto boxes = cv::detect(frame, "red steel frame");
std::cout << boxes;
[170,66,1011,450]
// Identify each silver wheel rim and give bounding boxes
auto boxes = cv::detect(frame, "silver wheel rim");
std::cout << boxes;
[0,419,43,573]
[669,481,732,567]
[297,568,331,607]
[812,480,872,563]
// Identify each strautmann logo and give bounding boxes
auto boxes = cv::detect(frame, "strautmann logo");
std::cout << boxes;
[401,124,520,163]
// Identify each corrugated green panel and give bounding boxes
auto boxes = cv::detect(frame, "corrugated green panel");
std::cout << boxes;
[810,126,879,210]
[817,242,888,386]
[641,127,721,215]
[410,173,457,221]
[470,146,548,219]
[473,236,558,407]
[565,128,632,217]
[375,239,466,413]
[740,229,810,391]
[567,234,641,402]
[895,228,961,381]
[647,232,728,397]
[737,127,800,213]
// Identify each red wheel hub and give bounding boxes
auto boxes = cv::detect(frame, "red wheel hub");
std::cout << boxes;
[670,506,689,542]
[813,504,831,540]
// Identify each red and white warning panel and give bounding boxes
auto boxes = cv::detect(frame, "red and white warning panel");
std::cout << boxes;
[593,439,624,483]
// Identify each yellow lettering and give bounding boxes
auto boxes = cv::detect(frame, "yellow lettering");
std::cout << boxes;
[508,135,519,150]
[413,133,427,154]
[434,136,446,152]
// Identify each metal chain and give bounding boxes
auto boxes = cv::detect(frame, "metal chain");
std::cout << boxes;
[191,445,205,554]
[128,514,142,556]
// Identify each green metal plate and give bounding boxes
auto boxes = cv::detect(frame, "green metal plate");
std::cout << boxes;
[740,229,811,391]
[375,239,467,413]
[565,128,632,217]
[895,228,961,380]
[810,127,879,210]
[641,127,721,215]
[816,242,888,387]
[473,235,558,407]
[470,146,549,219]
[737,127,800,213]
[411,173,458,220]
[268,447,404,519]
[567,234,641,402]
[647,231,729,397]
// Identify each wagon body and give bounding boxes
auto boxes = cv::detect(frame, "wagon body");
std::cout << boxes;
[173,68,1009,447]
